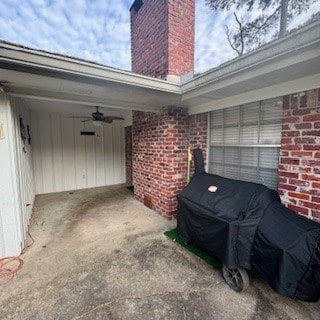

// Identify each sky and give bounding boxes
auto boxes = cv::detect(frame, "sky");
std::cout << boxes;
[0,0,319,74]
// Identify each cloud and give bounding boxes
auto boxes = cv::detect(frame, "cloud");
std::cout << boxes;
[0,0,318,74]
[195,1,237,73]
[0,0,132,70]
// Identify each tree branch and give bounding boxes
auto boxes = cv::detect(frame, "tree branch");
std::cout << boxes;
[225,12,244,56]
[249,6,281,35]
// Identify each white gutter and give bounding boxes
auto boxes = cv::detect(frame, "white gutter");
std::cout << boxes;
[0,42,181,94]
[181,20,320,94]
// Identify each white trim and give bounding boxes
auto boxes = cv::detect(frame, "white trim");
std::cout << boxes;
[0,93,23,257]
[188,74,320,115]
[0,44,180,93]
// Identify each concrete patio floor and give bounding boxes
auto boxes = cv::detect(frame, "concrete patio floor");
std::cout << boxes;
[0,185,319,320]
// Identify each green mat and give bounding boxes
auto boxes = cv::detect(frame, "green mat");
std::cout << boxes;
[164,228,221,269]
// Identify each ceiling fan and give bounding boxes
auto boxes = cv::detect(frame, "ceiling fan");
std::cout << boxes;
[71,106,124,126]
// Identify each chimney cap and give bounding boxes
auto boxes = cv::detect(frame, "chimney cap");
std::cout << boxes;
[130,0,144,13]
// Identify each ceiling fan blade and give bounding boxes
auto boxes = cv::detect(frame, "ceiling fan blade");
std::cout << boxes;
[70,116,92,119]
[102,116,124,123]
[81,119,92,123]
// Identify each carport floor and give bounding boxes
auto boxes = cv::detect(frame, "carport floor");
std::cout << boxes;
[0,185,319,320]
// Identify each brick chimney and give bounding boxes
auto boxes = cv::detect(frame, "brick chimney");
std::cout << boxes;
[130,0,195,81]
[129,0,202,219]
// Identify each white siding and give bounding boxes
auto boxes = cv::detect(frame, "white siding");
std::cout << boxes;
[31,111,125,194]
[0,95,35,257]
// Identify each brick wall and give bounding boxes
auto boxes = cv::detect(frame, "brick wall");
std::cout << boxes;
[130,0,194,78]
[132,109,189,218]
[125,126,133,186]
[278,88,320,222]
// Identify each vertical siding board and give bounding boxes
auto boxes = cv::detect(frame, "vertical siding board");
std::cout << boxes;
[38,113,54,193]
[84,121,96,188]
[61,117,76,191]
[31,112,44,194]
[74,119,87,189]
[11,102,26,238]
[104,123,114,185]
[113,122,122,184]
[95,125,105,186]
[51,114,64,192]
[120,125,126,183]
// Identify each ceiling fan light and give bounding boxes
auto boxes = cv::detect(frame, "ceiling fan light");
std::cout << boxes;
[92,120,102,127]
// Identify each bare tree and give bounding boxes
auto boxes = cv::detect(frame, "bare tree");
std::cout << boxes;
[205,0,318,55]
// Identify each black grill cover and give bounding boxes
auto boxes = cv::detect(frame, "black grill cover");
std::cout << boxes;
[177,173,280,269]
[177,172,320,302]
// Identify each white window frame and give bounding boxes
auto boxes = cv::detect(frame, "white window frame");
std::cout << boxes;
[208,98,282,190]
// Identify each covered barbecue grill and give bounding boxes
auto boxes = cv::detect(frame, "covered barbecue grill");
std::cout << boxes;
[177,149,320,302]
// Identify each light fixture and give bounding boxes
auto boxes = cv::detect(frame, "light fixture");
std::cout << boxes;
[92,120,102,127]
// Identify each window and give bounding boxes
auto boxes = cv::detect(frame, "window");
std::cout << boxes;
[208,98,282,190]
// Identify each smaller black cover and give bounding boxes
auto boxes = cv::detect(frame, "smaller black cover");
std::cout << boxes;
[193,148,205,174]
[251,201,320,302]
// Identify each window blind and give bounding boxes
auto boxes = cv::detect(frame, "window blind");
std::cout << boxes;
[208,98,282,190]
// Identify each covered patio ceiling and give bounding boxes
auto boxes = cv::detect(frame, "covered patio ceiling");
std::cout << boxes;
[0,20,319,115]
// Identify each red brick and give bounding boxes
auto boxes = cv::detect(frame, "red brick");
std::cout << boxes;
[311,211,320,219]
[282,131,300,137]
[278,177,288,184]
[302,187,320,196]
[280,137,292,144]
[311,196,320,203]
[294,122,312,129]
[280,151,289,157]
[283,116,300,123]
[303,114,320,122]
[282,124,290,130]
[291,151,313,157]
[288,192,310,201]
[312,182,320,189]
[304,145,320,151]
[281,158,300,165]
[301,159,320,167]
[292,108,312,116]
[302,130,320,136]
[281,144,301,151]
[288,178,311,187]
[299,201,319,210]
[301,174,320,182]
[278,183,297,191]
[314,122,320,129]
[278,172,299,179]
[295,137,316,144]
